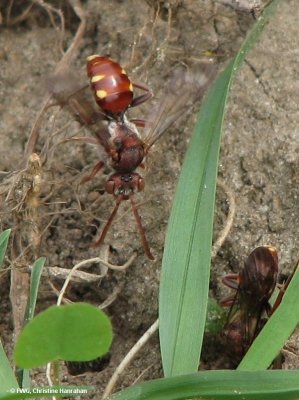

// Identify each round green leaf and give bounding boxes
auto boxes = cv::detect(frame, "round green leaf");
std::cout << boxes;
[14,303,113,368]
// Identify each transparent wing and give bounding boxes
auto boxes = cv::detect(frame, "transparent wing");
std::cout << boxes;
[47,71,112,151]
[47,72,96,124]
[142,63,217,153]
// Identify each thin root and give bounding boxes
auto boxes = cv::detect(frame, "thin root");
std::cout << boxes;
[212,178,236,259]
[102,319,159,399]
[56,249,136,306]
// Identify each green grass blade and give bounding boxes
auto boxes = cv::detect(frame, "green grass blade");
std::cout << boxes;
[231,0,280,72]
[0,229,11,269]
[0,340,19,391]
[159,65,231,377]
[16,257,46,388]
[25,257,46,324]
[238,260,299,370]
[159,0,281,378]
[110,370,299,400]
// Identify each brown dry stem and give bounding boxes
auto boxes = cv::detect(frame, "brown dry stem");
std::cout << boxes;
[9,153,43,338]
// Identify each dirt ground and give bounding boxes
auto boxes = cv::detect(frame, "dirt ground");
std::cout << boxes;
[0,0,298,397]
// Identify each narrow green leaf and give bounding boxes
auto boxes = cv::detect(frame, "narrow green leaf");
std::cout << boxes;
[110,370,299,400]
[15,258,46,388]
[0,340,19,392]
[159,54,231,379]
[14,303,113,368]
[231,0,280,73]
[159,0,281,378]
[0,229,11,269]
[25,257,46,323]
[238,261,299,370]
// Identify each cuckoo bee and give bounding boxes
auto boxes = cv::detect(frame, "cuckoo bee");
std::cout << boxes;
[221,246,278,355]
[49,57,216,259]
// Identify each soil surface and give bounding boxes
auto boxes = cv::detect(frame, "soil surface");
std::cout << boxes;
[0,0,298,397]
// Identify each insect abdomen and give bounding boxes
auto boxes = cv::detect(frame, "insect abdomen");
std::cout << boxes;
[86,55,133,114]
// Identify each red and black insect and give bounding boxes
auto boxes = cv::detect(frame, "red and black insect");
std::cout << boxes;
[221,245,278,355]
[49,58,216,259]
[86,62,216,259]
[86,55,152,121]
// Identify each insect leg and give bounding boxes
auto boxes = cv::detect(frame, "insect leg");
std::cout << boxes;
[81,161,105,184]
[92,197,122,248]
[129,195,154,260]
[130,81,153,108]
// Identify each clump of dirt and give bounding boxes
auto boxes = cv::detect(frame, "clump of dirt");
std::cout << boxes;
[0,0,298,396]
